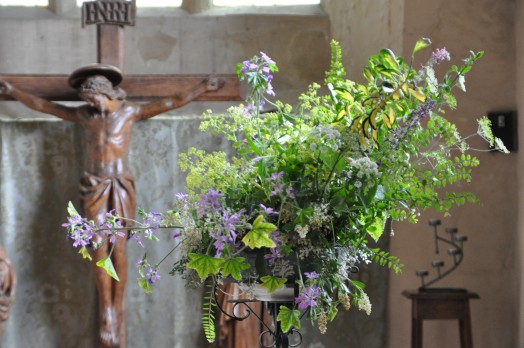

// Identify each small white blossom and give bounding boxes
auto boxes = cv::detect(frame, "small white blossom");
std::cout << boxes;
[358,292,372,315]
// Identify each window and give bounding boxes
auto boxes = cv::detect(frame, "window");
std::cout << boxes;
[76,0,181,7]
[0,0,47,5]
[213,0,320,5]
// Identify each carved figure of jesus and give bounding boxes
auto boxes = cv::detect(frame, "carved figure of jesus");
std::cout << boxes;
[0,64,220,347]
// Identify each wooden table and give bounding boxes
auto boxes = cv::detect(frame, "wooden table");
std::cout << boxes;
[402,289,480,348]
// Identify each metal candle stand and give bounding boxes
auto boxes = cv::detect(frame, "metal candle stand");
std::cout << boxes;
[213,282,304,348]
[416,219,469,290]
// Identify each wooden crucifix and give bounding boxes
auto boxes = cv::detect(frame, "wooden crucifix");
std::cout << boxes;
[0,1,242,347]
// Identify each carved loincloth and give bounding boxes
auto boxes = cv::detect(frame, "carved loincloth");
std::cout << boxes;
[80,173,136,224]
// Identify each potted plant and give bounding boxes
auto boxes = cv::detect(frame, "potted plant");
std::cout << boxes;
[63,39,507,342]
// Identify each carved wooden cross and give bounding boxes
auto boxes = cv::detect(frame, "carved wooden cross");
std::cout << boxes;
[0,1,242,347]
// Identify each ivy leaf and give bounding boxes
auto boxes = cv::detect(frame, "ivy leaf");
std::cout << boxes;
[260,275,287,293]
[242,215,277,249]
[67,201,79,217]
[138,277,152,294]
[276,306,301,333]
[220,257,250,281]
[413,37,431,55]
[78,246,92,261]
[96,257,120,281]
[367,215,385,242]
[187,253,224,279]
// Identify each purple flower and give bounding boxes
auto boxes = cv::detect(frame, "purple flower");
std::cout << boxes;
[260,204,278,215]
[146,267,160,284]
[270,183,285,197]
[63,215,97,248]
[175,193,189,203]
[260,51,275,65]
[101,225,126,244]
[209,209,245,257]
[132,233,144,248]
[142,212,162,240]
[430,47,450,64]
[267,171,284,181]
[172,230,181,239]
[295,285,321,310]
[264,231,284,264]
[198,190,224,218]
[304,271,320,279]
[243,103,256,116]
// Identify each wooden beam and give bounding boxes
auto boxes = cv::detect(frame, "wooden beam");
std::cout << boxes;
[98,24,125,69]
[0,74,244,102]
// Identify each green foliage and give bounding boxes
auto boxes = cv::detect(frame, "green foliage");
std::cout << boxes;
[202,282,217,343]
[187,253,224,279]
[96,257,120,281]
[260,275,288,293]
[241,215,278,249]
[65,39,509,341]
[277,306,301,333]
[220,257,250,281]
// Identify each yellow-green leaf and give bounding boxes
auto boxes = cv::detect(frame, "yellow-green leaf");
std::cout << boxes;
[277,306,301,333]
[260,275,287,293]
[138,278,152,294]
[96,257,120,281]
[187,253,224,279]
[242,215,277,249]
[220,257,250,281]
[409,88,426,102]
[78,246,92,261]
[413,37,431,55]
[67,201,79,217]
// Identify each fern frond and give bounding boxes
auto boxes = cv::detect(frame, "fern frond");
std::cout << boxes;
[202,281,217,343]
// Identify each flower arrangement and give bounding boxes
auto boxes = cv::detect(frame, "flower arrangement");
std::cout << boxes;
[63,39,506,341]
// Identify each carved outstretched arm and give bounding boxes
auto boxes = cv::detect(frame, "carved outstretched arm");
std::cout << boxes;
[0,80,78,122]
[137,77,224,120]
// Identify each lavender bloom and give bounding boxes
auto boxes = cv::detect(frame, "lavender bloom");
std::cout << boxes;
[260,204,278,215]
[198,189,224,218]
[142,212,162,240]
[388,100,436,148]
[146,267,161,284]
[175,193,189,203]
[243,103,256,116]
[267,171,285,181]
[295,285,321,310]
[260,51,275,65]
[63,215,97,248]
[210,209,244,257]
[103,228,126,245]
[264,231,284,264]
[270,183,285,197]
[132,233,144,248]
[304,271,320,279]
[430,47,451,64]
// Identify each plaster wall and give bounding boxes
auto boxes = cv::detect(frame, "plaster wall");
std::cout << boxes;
[390,1,518,348]
[326,0,519,347]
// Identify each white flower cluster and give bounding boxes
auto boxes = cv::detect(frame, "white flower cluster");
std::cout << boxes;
[309,203,331,231]
[308,124,342,152]
[349,156,381,193]
[357,292,372,315]
[295,224,309,239]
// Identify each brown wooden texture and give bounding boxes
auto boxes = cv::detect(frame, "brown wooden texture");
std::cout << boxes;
[0,74,243,102]
[98,24,125,69]
[402,290,479,348]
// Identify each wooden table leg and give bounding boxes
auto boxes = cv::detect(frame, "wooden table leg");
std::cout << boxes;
[412,317,423,348]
